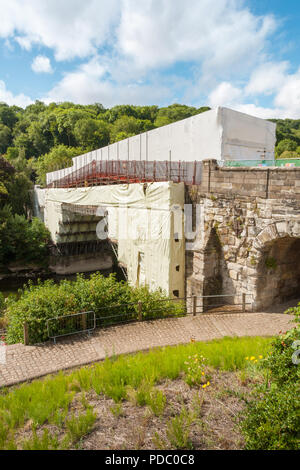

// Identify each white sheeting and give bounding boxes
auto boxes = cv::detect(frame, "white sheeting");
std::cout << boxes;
[40,182,185,298]
[46,106,276,185]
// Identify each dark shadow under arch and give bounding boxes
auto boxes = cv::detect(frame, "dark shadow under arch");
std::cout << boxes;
[255,236,300,309]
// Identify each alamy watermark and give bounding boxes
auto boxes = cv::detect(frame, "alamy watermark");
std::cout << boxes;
[292,340,300,365]
[0,338,6,365]
[95,203,204,251]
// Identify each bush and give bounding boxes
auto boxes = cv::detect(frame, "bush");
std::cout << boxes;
[241,383,299,450]
[0,206,50,266]
[241,307,300,450]
[5,273,184,344]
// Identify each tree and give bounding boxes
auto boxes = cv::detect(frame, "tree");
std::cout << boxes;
[74,118,110,149]
[0,103,18,128]
[0,124,11,154]
[110,116,144,142]
[275,139,298,158]
[154,103,205,128]
[34,145,84,185]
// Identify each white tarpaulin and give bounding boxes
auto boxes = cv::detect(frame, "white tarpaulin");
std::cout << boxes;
[46,106,276,185]
[38,182,185,298]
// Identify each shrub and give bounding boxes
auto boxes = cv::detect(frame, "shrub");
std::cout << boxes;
[5,273,184,344]
[241,309,300,450]
[241,383,300,450]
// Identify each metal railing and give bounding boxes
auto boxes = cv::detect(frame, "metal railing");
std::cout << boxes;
[186,293,252,315]
[22,293,253,345]
[221,159,300,168]
[46,311,96,344]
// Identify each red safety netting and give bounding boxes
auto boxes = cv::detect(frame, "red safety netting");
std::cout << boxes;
[47,159,202,188]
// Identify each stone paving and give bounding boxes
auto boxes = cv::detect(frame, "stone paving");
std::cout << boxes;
[0,312,296,388]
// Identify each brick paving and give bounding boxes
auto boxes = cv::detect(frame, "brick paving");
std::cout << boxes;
[0,312,296,388]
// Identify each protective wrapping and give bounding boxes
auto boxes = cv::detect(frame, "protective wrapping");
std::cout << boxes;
[40,182,185,298]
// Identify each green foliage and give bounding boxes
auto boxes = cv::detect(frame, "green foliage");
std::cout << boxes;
[184,353,210,388]
[22,429,61,451]
[65,409,97,444]
[154,104,209,128]
[0,209,50,266]
[241,383,299,450]
[165,406,195,449]
[240,320,300,450]
[265,256,277,269]
[74,118,110,149]
[0,124,12,154]
[5,273,184,344]
[0,336,272,449]
[34,144,84,185]
[127,380,166,416]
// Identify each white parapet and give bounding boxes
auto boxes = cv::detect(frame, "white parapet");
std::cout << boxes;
[46,106,276,185]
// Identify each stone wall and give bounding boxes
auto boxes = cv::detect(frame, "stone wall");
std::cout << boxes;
[185,160,300,311]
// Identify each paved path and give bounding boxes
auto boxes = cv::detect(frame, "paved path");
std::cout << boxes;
[0,312,296,388]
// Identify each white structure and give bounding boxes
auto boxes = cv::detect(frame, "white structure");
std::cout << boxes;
[46,107,276,185]
[35,182,185,298]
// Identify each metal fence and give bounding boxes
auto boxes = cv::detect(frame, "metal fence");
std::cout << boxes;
[22,293,253,345]
[222,159,300,168]
[47,159,203,188]
[46,311,96,344]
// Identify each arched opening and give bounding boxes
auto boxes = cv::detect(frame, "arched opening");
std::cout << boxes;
[255,236,300,309]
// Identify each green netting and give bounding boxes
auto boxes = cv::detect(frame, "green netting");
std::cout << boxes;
[223,159,300,168]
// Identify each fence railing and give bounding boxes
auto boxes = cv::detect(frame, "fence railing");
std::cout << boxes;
[47,159,203,188]
[22,293,253,345]
[46,311,96,344]
[221,159,300,168]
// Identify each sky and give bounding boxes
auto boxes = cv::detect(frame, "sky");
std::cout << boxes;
[0,0,300,118]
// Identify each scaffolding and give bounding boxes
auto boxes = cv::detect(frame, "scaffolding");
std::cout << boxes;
[47,159,202,188]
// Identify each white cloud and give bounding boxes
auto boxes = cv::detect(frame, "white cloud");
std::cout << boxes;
[3,0,299,119]
[0,0,276,76]
[207,63,300,119]
[31,55,53,73]
[233,103,283,119]
[0,80,33,107]
[246,61,289,96]
[0,0,120,61]
[208,82,243,108]
[43,57,171,107]
[118,0,276,80]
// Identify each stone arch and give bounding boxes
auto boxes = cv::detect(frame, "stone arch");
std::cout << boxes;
[252,221,300,310]
[253,220,300,250]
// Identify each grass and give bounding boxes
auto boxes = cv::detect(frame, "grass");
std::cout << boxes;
[0,336,272,450]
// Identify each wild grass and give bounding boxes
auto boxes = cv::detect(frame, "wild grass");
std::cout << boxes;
[0,336,272,449]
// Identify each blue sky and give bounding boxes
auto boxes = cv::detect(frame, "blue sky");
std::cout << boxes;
[0,0,300,118]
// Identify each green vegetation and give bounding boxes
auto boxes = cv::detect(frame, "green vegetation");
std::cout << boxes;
[1,99,300,268]
[0,336,272,449]
[0,101,211,270]
[4,273,184,345]
[0,101,211,186]
[0,155,51,268]
[270,118,300,158]
[241,308,300,450]
[265,256,277,269]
